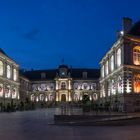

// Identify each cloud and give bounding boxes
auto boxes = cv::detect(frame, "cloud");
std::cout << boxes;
[23,28,40,40]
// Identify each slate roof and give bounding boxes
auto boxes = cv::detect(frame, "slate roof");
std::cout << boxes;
[0,48,7,56]
[128,20,140,36]
[22,68,100,81]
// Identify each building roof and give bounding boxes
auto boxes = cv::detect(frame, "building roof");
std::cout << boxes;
[128,20,140,36]
[0,48,7,56]
[22,68,100,81]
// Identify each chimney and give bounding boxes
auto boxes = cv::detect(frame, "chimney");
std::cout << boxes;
[122,17,132,34]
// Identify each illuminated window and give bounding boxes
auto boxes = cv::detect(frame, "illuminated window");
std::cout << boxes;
[101,85,105,97]
[110,55,114,71]
[40,94,44,101]
[111,80,116,95]
[0,83,3,97]
[74,94,78,101]
[133,46,140,65]
[93,93,97,100]
[118,76,123,94]
[101,65,104,78]
[5,85,10,98]
[11,87,17,99]
[82,83,88,90]
[134,74,140,93]
[117,48,121,67]
[105,61,108,75]
[0,61,3,76]
[7,65,11,79]
[107,81,111,96]
[13,69,17,81]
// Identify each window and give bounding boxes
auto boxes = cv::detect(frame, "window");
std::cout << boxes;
[101,65,104,78]
[105,61,108,75]
[0,61,3,76]
[74,94,78,101]
[40,94,44,101]
[111,80,116,95]
[117,48,121,67]
[11,87,17,99]
[13,69,17,81]
[133,46,140,65]
[0,83,3,97]
[134,74,140,93]
[31,94,35,101]
[118,76,123,94]
[83,72,87,78]
[41,72,46,79]
[110,55,114,71]
[5,85,10,98]
[7,65,11,79]
[61,82,66,90]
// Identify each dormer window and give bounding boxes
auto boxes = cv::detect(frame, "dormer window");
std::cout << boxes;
[83,72,87,79]
[41,73,46,79]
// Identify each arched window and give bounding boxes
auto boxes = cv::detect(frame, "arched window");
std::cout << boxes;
[40,94,44,101]
[93,93,98,100]
[31,94,35,101]
[7,65,11,79]
[133,46,140,65]
[13,69,17,81]
[74,94,78,101]
[82,83,89,90]
[117,48,121,67]
[11,87,17,99]
[0,61,3,76]
[110,55,114,72]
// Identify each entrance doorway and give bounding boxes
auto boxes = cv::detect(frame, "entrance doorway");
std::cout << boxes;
[61,94,66,102]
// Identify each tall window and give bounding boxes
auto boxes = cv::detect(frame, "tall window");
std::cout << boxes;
[118,76,122,94]
[0,83,3,97]
[7,65,11,79]
[133,46,140,65]
[61,82,66,90]
[117,48,121,67]
[0,61,3,76]
[101,65,104,78]
[110,55,114,72]
[11,87,17,99]
[111,80,116,95]
[13,69,17,81]
[105,61,108,75]
[134,74,140,93]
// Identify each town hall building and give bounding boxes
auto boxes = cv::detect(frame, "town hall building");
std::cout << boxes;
[1,17,140,111]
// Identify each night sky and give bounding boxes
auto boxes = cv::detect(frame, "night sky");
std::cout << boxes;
[0,0,140,70]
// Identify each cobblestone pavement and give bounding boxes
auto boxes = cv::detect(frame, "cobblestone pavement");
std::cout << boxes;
[0,108,140,140]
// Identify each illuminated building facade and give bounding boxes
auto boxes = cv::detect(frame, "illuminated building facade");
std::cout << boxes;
[22,65,100,104]
[0,49,20,108]
[100,17,140,112]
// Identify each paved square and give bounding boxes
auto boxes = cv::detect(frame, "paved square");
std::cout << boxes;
[0,108,140,140]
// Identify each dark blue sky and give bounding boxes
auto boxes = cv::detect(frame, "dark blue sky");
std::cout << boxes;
[0,0,140,70]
